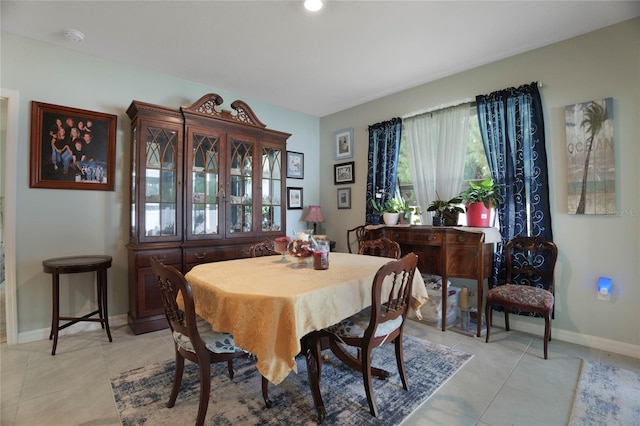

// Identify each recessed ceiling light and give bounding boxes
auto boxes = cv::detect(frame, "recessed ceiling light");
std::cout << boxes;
[304,0,323,12]
[63,28,85,43]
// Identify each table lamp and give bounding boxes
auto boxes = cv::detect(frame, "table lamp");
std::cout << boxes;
[304,205,325,235]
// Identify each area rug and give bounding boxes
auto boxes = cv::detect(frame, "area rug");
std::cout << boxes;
[111,335,472,425]
[569,359,640,425]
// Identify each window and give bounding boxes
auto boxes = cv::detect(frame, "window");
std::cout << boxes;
[463,111,491,182]
[397,109,491,224]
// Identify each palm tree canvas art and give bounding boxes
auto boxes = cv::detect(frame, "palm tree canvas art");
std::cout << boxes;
[565,98,615,215]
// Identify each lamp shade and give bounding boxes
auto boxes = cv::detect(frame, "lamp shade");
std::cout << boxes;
[304,205,325,223]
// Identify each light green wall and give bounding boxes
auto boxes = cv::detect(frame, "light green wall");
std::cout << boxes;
[0,32,319,337]
[320,18,640,351]
[2,17,639,353]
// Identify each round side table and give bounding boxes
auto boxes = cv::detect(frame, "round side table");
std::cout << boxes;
[42,255,113,355]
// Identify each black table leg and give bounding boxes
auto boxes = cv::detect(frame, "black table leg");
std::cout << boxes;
[98,268,112,341]
[51,274,60,356]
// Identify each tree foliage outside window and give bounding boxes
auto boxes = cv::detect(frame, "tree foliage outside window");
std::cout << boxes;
[464,113,491,182]
[397,139,417,206]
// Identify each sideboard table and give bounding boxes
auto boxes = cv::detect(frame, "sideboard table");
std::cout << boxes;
[367,225,500,337]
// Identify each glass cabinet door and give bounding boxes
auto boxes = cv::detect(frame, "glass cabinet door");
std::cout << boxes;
[228,137,255,236]
[187,131,222,239]
[261,146,283,232]
[144,126,178,238]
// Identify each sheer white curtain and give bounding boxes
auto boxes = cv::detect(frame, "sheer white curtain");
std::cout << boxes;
[404,103,471,221]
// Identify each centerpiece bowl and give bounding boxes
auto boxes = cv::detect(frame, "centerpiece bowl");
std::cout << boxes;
[288,238,314,267]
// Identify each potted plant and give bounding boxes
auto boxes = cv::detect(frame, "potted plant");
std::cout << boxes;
[459,178,504,227]
[382,197,406,225]
[426,197,464,226]
[369,198,385,225]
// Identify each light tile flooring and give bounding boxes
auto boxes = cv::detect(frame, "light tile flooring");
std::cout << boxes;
[1,320,638,425]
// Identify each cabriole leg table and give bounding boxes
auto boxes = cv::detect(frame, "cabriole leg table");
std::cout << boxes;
[42,255,113,355]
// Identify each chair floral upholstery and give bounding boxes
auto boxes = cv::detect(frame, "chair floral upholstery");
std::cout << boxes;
[172,315,244,354]
[485,237,558,359]
[485,284,554,313]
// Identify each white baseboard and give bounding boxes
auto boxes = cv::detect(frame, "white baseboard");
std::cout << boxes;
[17,314,128,345]
[490,316,640,360]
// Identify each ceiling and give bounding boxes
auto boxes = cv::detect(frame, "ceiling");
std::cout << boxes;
[2,1,639,117]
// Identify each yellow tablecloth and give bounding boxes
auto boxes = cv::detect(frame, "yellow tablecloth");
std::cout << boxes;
[185,252,428,385]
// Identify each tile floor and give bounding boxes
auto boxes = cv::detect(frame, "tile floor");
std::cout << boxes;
[1,319,638,425]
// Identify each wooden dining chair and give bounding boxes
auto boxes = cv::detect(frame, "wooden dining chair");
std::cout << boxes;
[150,257,267,426]
[358,236,401,259]
[346,225,368,253]
[485,236,558,359]
[249,239,280,257]
[313,252,418,417]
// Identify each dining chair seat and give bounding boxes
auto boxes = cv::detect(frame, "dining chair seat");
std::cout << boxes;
[325,307,403,339]
[173,315,245,355]
[486,284,554,312]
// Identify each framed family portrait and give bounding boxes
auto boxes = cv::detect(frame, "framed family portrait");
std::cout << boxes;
[287,187,303,210]
[334,161,355,185]
[286,151,304,179]
[334,128,353,160]
[30,101,117,191]
[337,187,351,209]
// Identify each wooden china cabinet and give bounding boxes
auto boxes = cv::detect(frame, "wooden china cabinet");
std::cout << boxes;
[126,94,290,333]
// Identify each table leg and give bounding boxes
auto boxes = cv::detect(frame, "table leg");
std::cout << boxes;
[97,271,104,329]
[98,268,112,342]
[476,278,483,338]
[50,274,60,356]
[303,332,326,424]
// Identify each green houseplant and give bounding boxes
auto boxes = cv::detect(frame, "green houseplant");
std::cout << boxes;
[427,196,464,226]
[384,198,406,213]
[369,198,385,225]
[459,178,503,208]
[459,178,503,227]
[382,197,407,225]
[370,198,385,215]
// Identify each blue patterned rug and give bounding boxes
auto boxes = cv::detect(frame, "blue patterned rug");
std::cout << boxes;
[111,335,472,425]
[569,360,640,425]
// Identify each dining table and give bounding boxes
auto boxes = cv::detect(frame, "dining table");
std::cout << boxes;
[184,251,429,421]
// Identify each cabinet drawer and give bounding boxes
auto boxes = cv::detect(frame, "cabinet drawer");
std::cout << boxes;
[446,231,483,247]
[136,249,182,267]
[387,229,442,245]
[183,248,224,264]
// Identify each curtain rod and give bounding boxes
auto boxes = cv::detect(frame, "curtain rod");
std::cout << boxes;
[401,97,474,120]
[401,82,543,120]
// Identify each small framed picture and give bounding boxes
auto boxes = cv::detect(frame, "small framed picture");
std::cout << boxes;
[286,151,304,179]
[334,128,354,160]
[337,187,351,209]
[287,187,303,210]
[334,161,355,185]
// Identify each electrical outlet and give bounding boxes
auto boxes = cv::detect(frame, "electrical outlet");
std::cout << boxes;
[597,290,610,301]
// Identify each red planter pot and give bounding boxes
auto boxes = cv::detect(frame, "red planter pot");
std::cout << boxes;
[466,202,492,227]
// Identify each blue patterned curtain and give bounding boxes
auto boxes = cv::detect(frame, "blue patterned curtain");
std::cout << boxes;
[476,82,553,290]
[365,118,402,224]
